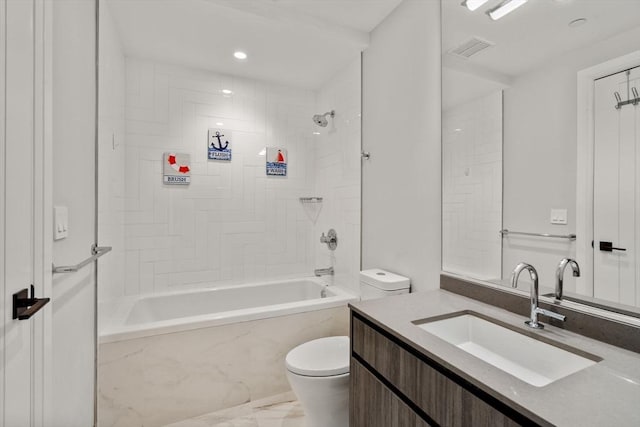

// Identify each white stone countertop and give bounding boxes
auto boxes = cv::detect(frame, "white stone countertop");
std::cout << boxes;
[350,289,640,427]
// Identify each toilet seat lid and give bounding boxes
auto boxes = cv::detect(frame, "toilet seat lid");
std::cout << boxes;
[286,336,350,377]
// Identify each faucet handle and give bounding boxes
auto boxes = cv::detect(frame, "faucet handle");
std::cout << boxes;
[535,307,566,322]
[320,229,338,250]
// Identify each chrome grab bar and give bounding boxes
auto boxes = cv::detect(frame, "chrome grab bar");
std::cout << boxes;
[500,229,576,241]
[52,244,112,274]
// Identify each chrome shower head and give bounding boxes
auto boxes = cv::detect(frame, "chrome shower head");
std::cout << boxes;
[312,110,335,127]
[313,115,328,127]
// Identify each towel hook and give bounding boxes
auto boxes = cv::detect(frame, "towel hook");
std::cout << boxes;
[614,91,622,109]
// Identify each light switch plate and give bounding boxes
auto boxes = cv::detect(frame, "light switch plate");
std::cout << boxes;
[550,208,567,225]
[54,206,68,240]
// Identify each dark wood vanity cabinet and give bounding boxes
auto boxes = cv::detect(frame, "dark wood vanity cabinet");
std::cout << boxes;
[350,311,541,427]
[351,359,432,427]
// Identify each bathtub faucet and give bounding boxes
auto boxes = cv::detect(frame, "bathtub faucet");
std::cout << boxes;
[314,267,334,277]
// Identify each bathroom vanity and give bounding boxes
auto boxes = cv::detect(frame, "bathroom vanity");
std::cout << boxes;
[349,290,640,427]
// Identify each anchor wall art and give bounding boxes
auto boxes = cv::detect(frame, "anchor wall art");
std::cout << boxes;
[266,147,288,177]
[208,128,232,161]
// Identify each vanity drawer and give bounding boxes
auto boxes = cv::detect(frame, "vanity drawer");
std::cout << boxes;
[351,358,432,427]
[351,313,534,427]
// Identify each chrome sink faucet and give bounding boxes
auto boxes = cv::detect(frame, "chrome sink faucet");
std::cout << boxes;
[555,258,580,300]
[511,262,566,329]
[314,267,334,277]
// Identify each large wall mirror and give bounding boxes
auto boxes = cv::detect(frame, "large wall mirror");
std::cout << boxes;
[442,0,640,316]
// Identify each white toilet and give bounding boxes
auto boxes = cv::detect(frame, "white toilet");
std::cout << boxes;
[286,336,350,427]
[359,268,411,300]
[285,269,410,427]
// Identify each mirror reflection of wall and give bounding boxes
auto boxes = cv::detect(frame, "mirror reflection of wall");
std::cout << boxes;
[442,90,502,281]
[441,0,640,312]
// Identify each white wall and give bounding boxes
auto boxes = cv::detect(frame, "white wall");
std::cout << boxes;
[98,0,126,304]
[95,9,366,308]
[102,57,364,299]
[503,25,640,292]
[443,91,502,280]
[51,0,96,425]
[362,0,441,293]
[314,57,362,293]
[106,58,335,297]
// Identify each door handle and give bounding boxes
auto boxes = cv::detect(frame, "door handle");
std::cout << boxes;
[599,241,627,252]
[12,285,50,320]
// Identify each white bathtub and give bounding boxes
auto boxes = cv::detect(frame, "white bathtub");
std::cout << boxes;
[99,277,356,344]
[98,278,356,427]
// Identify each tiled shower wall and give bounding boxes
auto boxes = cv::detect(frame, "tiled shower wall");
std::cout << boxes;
[122,59,317,295]
[99,56,361,300]
[442,91,502,280]
[314,58,362,292]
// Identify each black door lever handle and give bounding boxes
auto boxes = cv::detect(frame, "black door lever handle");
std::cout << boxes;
[599,241,627,252]
[12,285,50,320]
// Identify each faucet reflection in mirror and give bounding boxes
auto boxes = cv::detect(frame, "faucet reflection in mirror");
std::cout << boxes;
[555,258,580,301]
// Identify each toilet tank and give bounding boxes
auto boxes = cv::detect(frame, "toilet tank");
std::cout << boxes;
[359,269,410,300]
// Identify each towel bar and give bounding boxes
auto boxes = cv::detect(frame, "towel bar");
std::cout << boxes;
[53,244,112,274]
[500,229,576,241]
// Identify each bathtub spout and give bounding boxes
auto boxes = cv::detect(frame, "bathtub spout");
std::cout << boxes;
[314,267,334,277]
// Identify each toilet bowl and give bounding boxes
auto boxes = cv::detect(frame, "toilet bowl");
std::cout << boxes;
[286,269,409,426]
[285,336,350,427]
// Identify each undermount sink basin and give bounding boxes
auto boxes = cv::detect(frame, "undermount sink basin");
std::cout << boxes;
[414,311,601,387]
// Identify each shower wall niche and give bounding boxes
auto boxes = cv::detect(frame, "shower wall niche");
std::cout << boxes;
[97,5,361,306]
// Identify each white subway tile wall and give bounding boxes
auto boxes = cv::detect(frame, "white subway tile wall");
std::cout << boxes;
[99,57,361,300]
[314,58,362,293]
[442,91,502,280]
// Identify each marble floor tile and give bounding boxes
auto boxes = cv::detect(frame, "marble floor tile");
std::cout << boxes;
[165,392,305,427]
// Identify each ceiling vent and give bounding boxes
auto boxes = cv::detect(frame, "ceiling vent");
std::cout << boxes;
[448,37,494,59]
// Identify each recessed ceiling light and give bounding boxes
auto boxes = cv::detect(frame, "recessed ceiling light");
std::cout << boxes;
[221,89,233,95]
[487,0,528,20]
[234,51,247,60]
[463,0,489,12]
[216,122,224,126]
[454,128,462,132]
[313,131,321,135]
[568,18,587,27]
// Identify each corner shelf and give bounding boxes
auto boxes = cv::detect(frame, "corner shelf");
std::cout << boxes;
[299,197,323,204]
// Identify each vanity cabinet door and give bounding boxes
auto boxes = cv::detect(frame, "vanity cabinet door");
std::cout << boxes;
[351,314,531,427]
[351,358,432,427]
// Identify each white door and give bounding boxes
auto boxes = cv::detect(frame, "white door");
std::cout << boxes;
[593,66,640,307]
[1,0,50,425]
[634,67,640,308]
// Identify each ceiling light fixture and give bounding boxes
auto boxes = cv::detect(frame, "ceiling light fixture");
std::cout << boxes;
[221,89,233,95]
[487,0,528,20]
[216,122,224,126]
[463,0,489,12]
[234,51,247,60]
